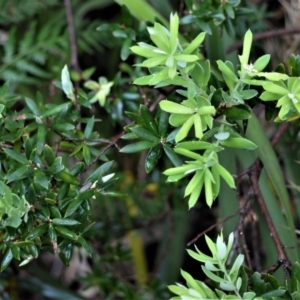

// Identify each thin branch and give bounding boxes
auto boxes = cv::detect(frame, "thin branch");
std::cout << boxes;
[227,27,300,54]
[187,211,239,246]
[81,131,124,175]
[270,122,289,146]
[235,122,289,182]
[64,0,80,72]
[250,161,291,270]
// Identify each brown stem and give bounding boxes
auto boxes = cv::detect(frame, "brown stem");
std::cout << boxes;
[81,131,124,174]
[250,161,290,268]
[271,122,289,147]
[64,0,80,72]
[187,211,239,246]
[227,27,300,54]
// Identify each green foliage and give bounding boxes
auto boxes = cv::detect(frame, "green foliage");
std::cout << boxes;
[169,232,300,299]
[0,68,118,270]
[1,0,300,299]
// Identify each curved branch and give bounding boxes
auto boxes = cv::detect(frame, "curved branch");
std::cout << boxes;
[227,27,300,54]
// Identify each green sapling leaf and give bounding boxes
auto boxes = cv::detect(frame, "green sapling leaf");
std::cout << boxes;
[61,65,75,101]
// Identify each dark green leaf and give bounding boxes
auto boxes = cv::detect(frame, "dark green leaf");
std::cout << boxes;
[43,144,55,166]
[57,183,70,201]
[34,170,49,190]
[47,157,64,175]
[25,138,33,160]
[140,105,158,134]
[84,161,113,183]
[59,242,73,266]
[52,218,80,226]
[163,144,183,167]
[48,224,57,241]
[52,123,75,132]
[70,162,85,176]
[121,132,139,140]
[54,225,78,240]
[82,145,91,165]
[120,141,157,153]
[260,289,286,298]
[26,224,48,240]
[55,170,79,185]
[41,206,50,218]
[78,236,92,256]
[84,116,94,138]
[121,38,132,61]
[211,88,223,108]
[49,205,61,218]
[36,125,47,154]
[145,145,162,173]
[25,97,42,115]
[64,198,84,218]
[3,148,28,164]
[11,244,20,260]
[196,19,212,34]
[130,126,159,142]
[5,165,32,183]
[1,249,13,272]
[42,103,71,118]
[158,110,169,137]
[251,272,266,295]
[28,244,39,258]
[224,105,251,120]
[292,262,300,292]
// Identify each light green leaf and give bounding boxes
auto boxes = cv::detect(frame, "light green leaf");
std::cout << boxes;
[183,32,206,54]
[258,72,289,81]
[214,132,230,141]
[213,163,235,188]
[185,170,204,197]
[217,60,238,82]
[239,29,252,67]
[169,13,179,53]
[61,65,74,100]
[175,115,195,142]
[253,54,270,71]
[220,137,257,150]
[160,100,194,114]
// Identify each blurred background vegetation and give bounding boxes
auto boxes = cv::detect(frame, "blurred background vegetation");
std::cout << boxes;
[1,0,300,299]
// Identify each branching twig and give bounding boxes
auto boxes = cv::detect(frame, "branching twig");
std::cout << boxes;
[64,0,80,72]
[227,27,300,54]
[81,131,124,174]
[187,211,239,246]
[250,161,291,271]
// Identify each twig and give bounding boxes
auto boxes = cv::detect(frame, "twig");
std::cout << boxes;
[137,86,150,107]
[187,211,239,246]
[250,161,291,271]
[149,86,176,112]
[81,131,124,174]
[64,0,81,72]
[271,122,289,146]
[235,122,289,182]
[227,27,300,54]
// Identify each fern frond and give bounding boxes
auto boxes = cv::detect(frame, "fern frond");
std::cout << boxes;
[0,0,60,24]
[0,16,68,84]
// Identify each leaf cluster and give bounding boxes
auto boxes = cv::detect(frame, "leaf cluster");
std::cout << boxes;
[0,68,118,271]
[169,232,300,300]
